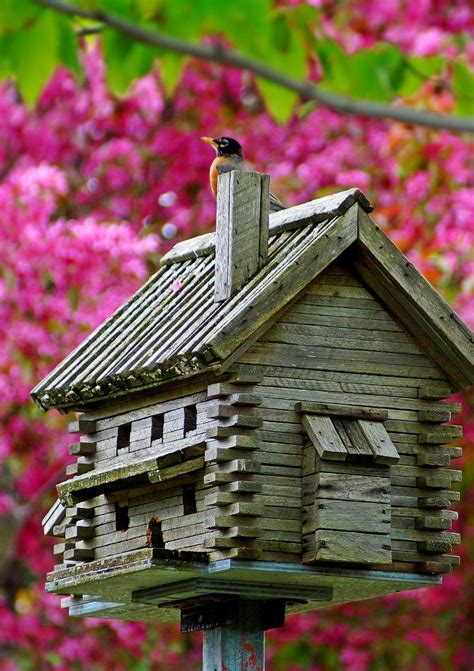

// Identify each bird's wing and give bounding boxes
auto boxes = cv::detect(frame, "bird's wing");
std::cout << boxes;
[216,157,285,211]
[215,157,244,174]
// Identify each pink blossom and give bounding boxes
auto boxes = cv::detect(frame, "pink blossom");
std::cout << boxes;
[412,27,447,55]
[0,10,473,670]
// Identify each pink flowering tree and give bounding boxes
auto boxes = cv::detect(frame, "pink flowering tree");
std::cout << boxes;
[0,1,473,669]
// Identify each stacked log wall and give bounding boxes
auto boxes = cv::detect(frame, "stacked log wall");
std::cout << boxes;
[238,261,461,573]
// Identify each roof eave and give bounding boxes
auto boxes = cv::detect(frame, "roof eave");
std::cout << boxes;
[32,353,221,413]
[354,209,474,391]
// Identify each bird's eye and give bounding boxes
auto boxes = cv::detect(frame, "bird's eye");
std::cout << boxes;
[220,139,228,146]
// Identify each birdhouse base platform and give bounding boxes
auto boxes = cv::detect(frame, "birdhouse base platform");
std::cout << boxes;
[49,549,440,624]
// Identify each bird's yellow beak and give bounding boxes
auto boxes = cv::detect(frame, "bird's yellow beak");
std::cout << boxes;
[200,136,218,148]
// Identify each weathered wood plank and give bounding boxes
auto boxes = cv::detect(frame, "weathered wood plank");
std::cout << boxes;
[418,540,454,554]
[240,348,444,379]
[68,438,97,456]
[283,309,403,332]
[419,426,462,444]
[214,171,270,301]
[244,341,434,367]
[391,528,459,544]
[305,530,391,564]
[68,416,97,434]
[417,471,461,488]
[337,419,374,459]
[160,231,213,264]
[356,420,400,464]
[355,218,473,389]
[260,464,301,478]
[257,394,453,427]
[65,458,94,477]
[419,495,454,509]
[296,401,388,421]
[355,255,470,389]
[260,367,436,389]
[269,188,371,234]
[418,408,452,423]
[308,499,390,534]
[415,515,454,531]
[302,414,347,461]
[297,294,384,310]
[262,325,425,356]
[391,549,458,566]
[302,460,388,479]
[305,283,373,299]
[419,384,453,400]
[226,366,266,384]
[315,473,390,503]
[416,451,450,467]
[148,457,205,483]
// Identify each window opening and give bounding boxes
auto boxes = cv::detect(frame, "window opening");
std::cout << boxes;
[151,414,164,441]
[115,503,129,531]
[184,404,197,436]
[183,483,197,515]
[117,423,131,451]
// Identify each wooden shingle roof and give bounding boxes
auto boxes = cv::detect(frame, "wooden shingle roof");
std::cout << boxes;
[32,187,473,411]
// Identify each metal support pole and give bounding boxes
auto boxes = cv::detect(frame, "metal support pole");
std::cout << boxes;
[202,600,265,671]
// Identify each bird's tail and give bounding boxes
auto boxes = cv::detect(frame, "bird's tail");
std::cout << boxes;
[270,191,286,213]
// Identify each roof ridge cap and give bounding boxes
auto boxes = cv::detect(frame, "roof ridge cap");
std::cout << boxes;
[161,188,372,266]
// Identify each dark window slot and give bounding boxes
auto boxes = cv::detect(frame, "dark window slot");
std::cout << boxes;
[115,503,129,531]
[184,404,197,436]
[117,423,131,450]
[146,517,164,549]
[183,484,197,515]
[151,414,164,441]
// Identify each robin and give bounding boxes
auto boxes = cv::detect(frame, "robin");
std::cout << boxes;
[200,136,285,213]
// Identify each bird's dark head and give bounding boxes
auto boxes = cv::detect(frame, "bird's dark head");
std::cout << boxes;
[200,136,243,158]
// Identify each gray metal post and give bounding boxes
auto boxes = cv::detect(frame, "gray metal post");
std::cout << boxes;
[202,600,265,671]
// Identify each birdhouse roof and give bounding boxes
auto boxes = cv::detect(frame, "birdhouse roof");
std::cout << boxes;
[32,188,473,412]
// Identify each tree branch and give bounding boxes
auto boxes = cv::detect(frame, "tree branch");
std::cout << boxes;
[35,0,474,133]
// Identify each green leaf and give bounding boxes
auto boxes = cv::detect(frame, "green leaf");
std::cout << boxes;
[57,16,81,77]
[316,38,405,102]
[103,27,158,94]
[208,0,273,59]
[257,78,298,123]
[399,55,445,97]
[0,0,41,33]
[159,54,185,97]
[0,34,12,80]
[351,43,404,101]
[100,0,134,17]
[7,11,60,107]
[271,15,291,52]
[313,37,348,93]
[149,0,208,41]
[257,15,306,122]
[134,0,162,20]
[149,0,273,57]
[452,60,474,116]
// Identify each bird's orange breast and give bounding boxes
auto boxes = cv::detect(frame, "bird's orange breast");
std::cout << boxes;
[209,156,227,196]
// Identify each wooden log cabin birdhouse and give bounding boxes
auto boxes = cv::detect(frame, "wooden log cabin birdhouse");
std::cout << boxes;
[34,172,473,630]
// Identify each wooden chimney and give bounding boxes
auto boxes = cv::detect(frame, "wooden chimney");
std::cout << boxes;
[214,171,270,301]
